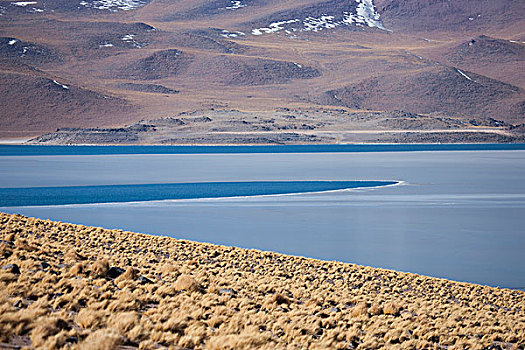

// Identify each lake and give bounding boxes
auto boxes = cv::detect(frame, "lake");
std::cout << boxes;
[1,145,524,289]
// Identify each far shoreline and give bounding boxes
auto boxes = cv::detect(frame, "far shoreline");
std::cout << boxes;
[1,143,525,157]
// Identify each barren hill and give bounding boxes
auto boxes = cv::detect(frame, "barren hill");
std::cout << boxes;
[0,0,523,142]
[375,0,525,33]
[0,71,130,138]
[446,35,525,65]
[318,65,524,123]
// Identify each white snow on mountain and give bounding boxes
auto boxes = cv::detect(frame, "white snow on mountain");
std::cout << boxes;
[8,39,18,45]
[225,1,245,10]
[11,1,37,6]
[79,0,147,11]
[252,19,300,35]
[303,15,337,31]
[456,68,474,82]
[220,30,246,38]
[53,80,69,90]
[120,34,144,48]
[355,0,384,29]
[251,0,385,36]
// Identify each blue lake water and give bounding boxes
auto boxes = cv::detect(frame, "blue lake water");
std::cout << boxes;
[0,181,396,206]
[1,143,525,156]
[1,145,524,289]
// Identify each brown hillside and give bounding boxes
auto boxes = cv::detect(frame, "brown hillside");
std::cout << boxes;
[446,35,525,65]
[375,0,525,33]
[0,72,132,138]
[0,37,62,66]
[0,0,523,140]
[116,49,192,80]
[186,55,321,86]
[318,65,524,123]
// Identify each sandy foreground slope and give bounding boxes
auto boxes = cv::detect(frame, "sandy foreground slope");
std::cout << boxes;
[0,212,524,349]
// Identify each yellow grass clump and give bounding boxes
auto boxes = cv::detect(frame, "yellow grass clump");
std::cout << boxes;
[0,212,524,349]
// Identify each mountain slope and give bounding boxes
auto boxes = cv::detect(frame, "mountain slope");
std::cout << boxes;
[318,65,524,123]
[374,0,525,33]
[0,0,523,141]
[0,71,131,138]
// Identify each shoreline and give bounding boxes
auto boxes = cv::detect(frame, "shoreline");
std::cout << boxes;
[1,140,525,146]
[1,212,523,349]
[1,143,525,158]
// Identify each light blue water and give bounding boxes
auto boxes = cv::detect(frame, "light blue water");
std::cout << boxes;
[1,148,524,289]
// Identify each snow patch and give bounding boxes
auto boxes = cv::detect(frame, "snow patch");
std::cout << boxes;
[293,62,302,68]
[79,0,147,12]
[225,1,245,10]
[120,34,143,48]
[251,0,385,36]
[220,30,246,38]
[456,68,474,82]
[11,1,37,6]
[252,19,300,35]
[98,42,114,48]
[53,80,69,90]
[303,15,337,32]
[355,0,385,29]
[8,39,18,45]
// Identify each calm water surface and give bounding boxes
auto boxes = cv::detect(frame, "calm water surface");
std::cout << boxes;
[1,149,524,289]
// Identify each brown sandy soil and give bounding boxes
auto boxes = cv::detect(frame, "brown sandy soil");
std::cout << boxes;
[0,212,524,349]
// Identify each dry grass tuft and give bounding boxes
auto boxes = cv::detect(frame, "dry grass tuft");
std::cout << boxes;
[268,293,291,305]
[206,334,272,350]
[64,250,86,262]
[115,267,139,283]
[78,328,122,350]
[0,212,523,349]
[75,309,108,330]
[91,259,109,277]
[383,301,400,316]
[108,311,139,334]
[173,274,201,292]
[30,316,69,348]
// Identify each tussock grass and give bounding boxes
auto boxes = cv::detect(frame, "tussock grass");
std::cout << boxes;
[0,212,524,349]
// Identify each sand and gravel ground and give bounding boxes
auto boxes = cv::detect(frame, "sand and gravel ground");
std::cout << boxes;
[0,212,524,349]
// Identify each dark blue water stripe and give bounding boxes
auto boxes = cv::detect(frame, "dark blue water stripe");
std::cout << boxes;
[0,181,397,207]
[1,144,524,156]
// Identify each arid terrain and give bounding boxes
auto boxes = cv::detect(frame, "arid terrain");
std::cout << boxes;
[29,108,523,144]
[0,212,524,349]
[0,0,524,143]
